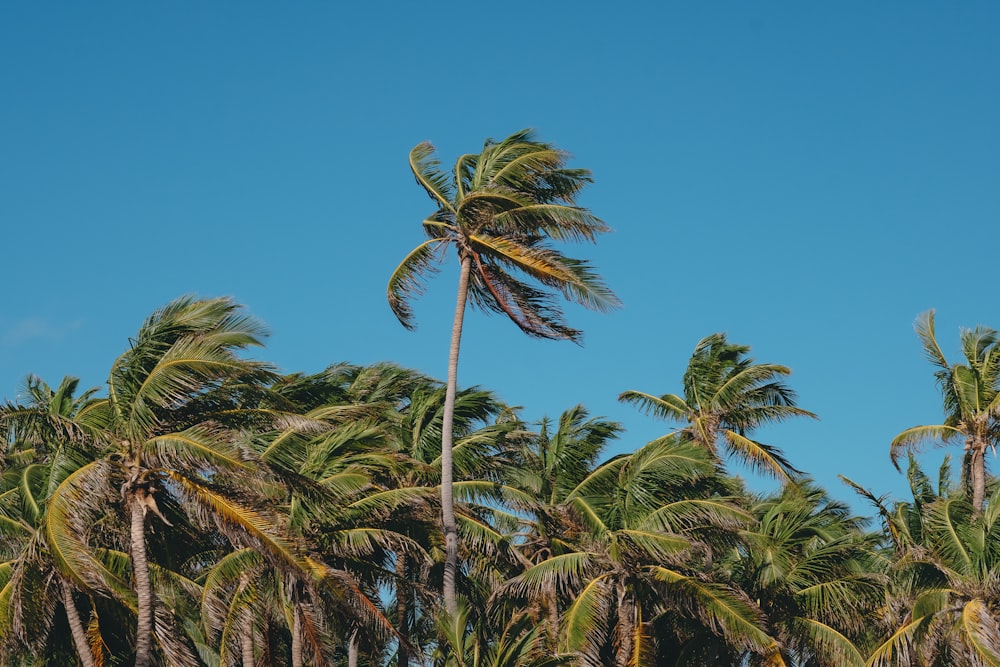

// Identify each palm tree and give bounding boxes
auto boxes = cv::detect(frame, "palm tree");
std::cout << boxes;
[891,310,1000,514]
[503,437,777,666]
[434,601,570,667]
[726,481,885,666]
[329,365,519,664]
[867,485,1000,666]
[0,375,104,666]
[501,405,622,649]
[44,296,307,666]
[388,129,620,613]
[619,332,816,482]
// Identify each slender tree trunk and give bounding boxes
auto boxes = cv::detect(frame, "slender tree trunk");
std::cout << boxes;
[971,439,986,515]
[615,586,634,667]
[240,573,255,667]
[396,555,409,667]
[61,579,97,667]
[544,578,560,650]
[348,630,360,667]
[130,495,154,667]
[241,618,255,667]
[291,604,303,667]
[441,254,471,616]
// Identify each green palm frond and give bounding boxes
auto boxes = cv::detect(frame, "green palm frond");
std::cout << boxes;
[711,363,793,409]
[650,566,774,655]
[167,472,304,573]
[409,142,456,212]
[954,364,986,419]
[641,498,752,533]
[790,617,865,667]
[388,238,448,329]
[560,574,610,663]
[347,486,436,516]
[469,234,619,313]
[866,615,926,667]
[923,497,974,574]
[492,204,608,243]
[505,552,595,600]
[616,529,690,561]
[617,391,690,423]
[916,310,950,371]
[46,460,127,593]
[722,430,798,481]
[890,424,962,468]
[961,598,1000,666]
[147,426,252,473]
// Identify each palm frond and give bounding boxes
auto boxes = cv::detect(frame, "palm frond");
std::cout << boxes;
[560,574,610,665]
[790,617,865,667]
[649,566,774,655]
[915,310,950,371]
[721,430,798,481]
[409,142,456,212]
[961,598,1000,666]
[890,424,963,469]
[387,238,449,329]
[617,391,690,423]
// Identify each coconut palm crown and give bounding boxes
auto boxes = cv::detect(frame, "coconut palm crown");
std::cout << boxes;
[387,129,621,341]
[891,310,1000,514]
[620,333,816,482]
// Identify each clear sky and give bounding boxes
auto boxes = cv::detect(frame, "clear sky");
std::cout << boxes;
[3,3,998,513]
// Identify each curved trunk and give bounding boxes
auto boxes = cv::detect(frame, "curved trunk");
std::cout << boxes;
[441,254,472,616]
[61,579,97,667]
[130,495,154,667]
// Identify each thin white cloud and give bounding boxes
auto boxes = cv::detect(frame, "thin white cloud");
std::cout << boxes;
[0,318,83,346]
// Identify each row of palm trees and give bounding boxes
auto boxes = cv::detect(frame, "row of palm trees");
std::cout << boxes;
[3,294,1000,665]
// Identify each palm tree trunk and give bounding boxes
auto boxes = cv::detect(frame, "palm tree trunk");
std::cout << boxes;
[241,619,254,667]
[240,573,254,667]
[348,629,360,667]
[544,578,560,650]
[61,579,97,667]
[971,440,986,514]
[615,587,635,667]
[291,604,303,667]
[441,254,472,616]
[130,495,154,667]
[396,555,409,667]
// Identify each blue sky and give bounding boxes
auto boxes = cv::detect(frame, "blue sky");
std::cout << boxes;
[3,3,998,512]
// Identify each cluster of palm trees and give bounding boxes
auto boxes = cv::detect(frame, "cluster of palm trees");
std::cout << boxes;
[4,298,999,665]
[4,131,1000,665]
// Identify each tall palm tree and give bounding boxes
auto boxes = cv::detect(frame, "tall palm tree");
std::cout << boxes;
[891,310,1000,514]
[388,129,621,613]
[619,333,815,481]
